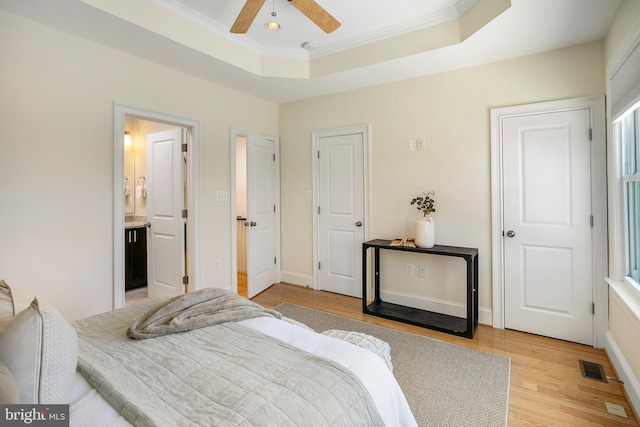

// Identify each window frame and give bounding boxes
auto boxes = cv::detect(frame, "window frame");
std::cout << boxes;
[619,107,640,296]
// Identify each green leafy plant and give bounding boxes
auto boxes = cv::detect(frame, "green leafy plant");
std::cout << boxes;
[410,191,436,217]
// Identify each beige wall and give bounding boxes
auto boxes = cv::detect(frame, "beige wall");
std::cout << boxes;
[279,41,605,320]
[0,10,278,320]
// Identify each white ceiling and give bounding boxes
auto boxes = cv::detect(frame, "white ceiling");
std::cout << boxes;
[0,0,622,104]
[158,0,476,57]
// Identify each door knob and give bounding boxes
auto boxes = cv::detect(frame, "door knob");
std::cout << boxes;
[355,221,363,227]
[505,230,515,238]
[145,222,151,228]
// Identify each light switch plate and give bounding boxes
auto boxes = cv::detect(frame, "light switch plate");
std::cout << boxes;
[406,264,415,275]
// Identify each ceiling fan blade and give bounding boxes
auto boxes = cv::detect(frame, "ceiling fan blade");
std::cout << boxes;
[288,0,341,34]
[230,0,267,34]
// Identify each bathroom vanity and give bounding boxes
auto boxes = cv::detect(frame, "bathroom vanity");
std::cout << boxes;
[125,225,147,290]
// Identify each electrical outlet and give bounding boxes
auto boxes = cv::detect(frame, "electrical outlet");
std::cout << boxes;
[605,402,628,418]
[214,259,222,270]
[406,263,415,276]
[417,138,425,151]
[404,139,414,151]
[418,265,427,277]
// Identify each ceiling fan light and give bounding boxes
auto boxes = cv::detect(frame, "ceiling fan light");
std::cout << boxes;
[265,22,280,31]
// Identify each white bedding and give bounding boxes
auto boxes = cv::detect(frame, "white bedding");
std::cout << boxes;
[239,317,417,427]
[69,316,417,427]
[69,371,130,427]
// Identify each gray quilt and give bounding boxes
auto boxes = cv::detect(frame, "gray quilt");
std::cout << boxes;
[127,288,282,339]
[73,298,385,427]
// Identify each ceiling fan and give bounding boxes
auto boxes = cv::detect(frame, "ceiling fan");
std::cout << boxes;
[230,0,341,34]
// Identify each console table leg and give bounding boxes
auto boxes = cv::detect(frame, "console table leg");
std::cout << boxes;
[373,248,381,303]
[466,256,473,338]
[362,245,368,311]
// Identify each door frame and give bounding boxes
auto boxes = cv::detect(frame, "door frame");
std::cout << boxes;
[113,103,201,309]
[490,96,607,347]
[230,128,281,294]
[312,124,372,291]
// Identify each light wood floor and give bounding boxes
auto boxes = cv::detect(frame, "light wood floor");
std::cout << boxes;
[252,283,639,427]
[238,273,248,298]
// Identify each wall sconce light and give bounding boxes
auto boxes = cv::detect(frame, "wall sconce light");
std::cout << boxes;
[124,131,132,148]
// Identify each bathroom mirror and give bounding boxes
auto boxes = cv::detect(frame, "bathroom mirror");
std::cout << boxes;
[124,150,135,215]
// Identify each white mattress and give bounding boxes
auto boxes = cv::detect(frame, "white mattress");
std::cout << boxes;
[69,371,131,427]
[69,317,417,427]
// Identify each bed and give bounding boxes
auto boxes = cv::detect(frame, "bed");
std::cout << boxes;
[0,281,417,426]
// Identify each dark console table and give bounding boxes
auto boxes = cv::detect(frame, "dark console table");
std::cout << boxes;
[362,239,478,338]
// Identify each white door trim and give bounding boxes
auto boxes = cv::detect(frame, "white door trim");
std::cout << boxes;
[229,128,281,294]
[113,103,201,309]
[312,124,372,290]
[490,96,607,347]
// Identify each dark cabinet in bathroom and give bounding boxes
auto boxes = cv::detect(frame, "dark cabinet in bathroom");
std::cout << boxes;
[125,227,147,290]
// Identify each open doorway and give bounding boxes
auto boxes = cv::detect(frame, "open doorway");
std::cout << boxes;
[123,119,186,306]
[235,135,248,298]
[113,104,200,310]
[231,129,281,299]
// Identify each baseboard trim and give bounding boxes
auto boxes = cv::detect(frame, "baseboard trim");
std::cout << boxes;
[280,271,313,288]
[380,290,493,326]
[604,330,640,417]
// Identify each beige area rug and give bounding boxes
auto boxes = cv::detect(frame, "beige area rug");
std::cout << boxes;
[274,303,511,427]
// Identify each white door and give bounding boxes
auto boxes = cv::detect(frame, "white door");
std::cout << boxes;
[146,128,185,299]
[502,109,593,345]
[317,131,365,298]
[246,135,277,298]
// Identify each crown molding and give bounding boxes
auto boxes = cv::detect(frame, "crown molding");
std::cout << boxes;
[308,7,461,58]
[455,0,479,16]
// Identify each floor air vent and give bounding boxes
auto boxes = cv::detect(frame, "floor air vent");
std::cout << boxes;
[579,360,607,382]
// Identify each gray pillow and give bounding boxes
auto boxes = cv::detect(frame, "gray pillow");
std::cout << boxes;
[0,279,59,322]
[0,298,77,404]
[0,279,16,322]
[0,361,19,403]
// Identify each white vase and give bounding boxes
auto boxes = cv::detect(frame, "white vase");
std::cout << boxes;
[415,217,435,248]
